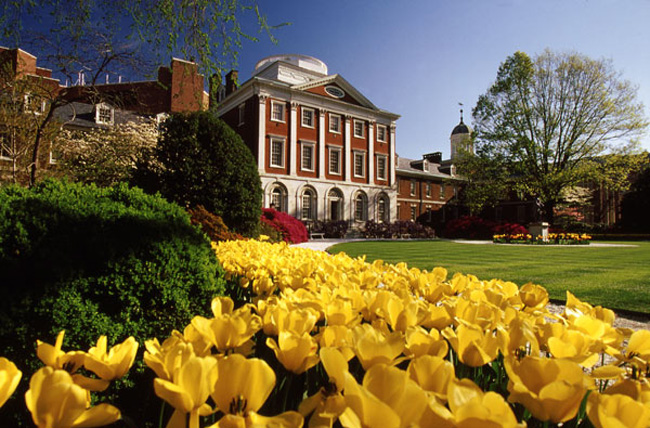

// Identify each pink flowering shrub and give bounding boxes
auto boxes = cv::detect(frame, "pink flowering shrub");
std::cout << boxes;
[492,222,527,236]
[261,208,308,244]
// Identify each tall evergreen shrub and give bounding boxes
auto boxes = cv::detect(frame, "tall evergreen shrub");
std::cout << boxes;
[0,179,226,426]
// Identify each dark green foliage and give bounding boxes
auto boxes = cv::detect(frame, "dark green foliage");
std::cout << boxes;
[0,179,226,426]
[133,111,262,237]
[621,165,650,232]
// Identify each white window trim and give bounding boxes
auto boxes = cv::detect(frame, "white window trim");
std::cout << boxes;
[354,194,367,222]
[353,119,364,138]
[329,113,341,134]
[440,183,446,199]
[270,137,285,168]
[24,93,46,115]
[410,180,416,196]
[301,107,315,129]
[95,103,114,125]
[329,146,342,175]
[426,183,431,197]
[300,141,315,172]
[238,103,245,126]
[353,151,366,178]
[376,155,387,180]
[270,100,285,123]
[377,124,387,142]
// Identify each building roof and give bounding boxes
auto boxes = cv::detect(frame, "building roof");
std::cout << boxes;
[395,155,458,180]
[53,102,150,130]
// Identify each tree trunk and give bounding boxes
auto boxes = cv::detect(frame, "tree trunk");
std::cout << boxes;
[543,200,555,224]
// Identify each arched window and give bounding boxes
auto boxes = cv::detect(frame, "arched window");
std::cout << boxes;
[301,187,317,220]
[377,194,389,223]
[269,184,287,212]
[354,191,368,222]
[327,188,344,221]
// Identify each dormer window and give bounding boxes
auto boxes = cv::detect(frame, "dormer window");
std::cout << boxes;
[95,103,114,125]
[24,93,46,114]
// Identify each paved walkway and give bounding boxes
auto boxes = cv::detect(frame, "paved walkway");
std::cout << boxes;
[293,239,360,252]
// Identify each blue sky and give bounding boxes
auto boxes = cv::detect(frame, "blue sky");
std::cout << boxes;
[233,0,650,160]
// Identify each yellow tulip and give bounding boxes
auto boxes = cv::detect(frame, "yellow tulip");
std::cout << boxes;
[317,326,355,361]
[191,304,261,354]
[324,297,361,327]
[266,331,320,374]
[614,329,650,370]
[0,357,21,408]
[36,331,86,374]
[603,379,650,406]
[505,355,594,423]
[209,354,303,428]
[350,324,405,371]
[587,392,650,428]
[154,355,218,428]
[407,355,455,403]
[144,332,195,381]
[84,336,138,381]
[363,364,429,428]
[404,326,448,359]
[499,315,539,359]
[448,378,525,428]
[442,323,500,367]
[339,371,401,428]
[299,348,349,428]
[544,324,600,367]
[25,367,120,428]
[519,282,549,311]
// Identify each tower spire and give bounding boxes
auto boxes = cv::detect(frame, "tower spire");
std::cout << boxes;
[459,102,464,123]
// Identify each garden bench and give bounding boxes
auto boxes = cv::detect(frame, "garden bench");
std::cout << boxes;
[310,232,325,239]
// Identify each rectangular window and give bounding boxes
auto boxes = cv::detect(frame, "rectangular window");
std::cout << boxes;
[270,138,285,168]
[329,114,341,133]
[238,103,245,126]
[377,125,387,142]
[95,104,114,125]
[329,147,341,175]
[353,151,365,178]
[410,206,417,221]
[426,183,431,197]
[353,119,364,138]
[301,142,315,171]
[376,155,387,180]
[410,180,416,196]
[440,183,446,199]
[302,193,314,220]
[0,134,11,160]
[271,100,285,122]
[24,93,45,114]
[301,107,314,128]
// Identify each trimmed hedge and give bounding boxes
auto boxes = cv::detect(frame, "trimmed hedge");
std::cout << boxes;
[0,180,227,426]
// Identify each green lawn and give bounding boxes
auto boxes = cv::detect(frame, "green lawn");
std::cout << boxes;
[329,240,650,315]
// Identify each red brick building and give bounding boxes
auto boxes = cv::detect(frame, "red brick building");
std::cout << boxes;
[217,55,399,225]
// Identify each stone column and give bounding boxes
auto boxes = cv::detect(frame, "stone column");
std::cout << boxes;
[257,95,268,171]
[345,115,352,180]
[318,109,326,178]
[289,102,298,176]
[368,121,375,184]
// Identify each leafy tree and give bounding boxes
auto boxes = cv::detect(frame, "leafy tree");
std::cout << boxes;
[1,0,283,186]
[133,111,262,237]
[472,50,648,223]
[454,142,510,215]
[56,119,158,186]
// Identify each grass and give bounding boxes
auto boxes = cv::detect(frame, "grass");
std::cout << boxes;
[328,240,650,315]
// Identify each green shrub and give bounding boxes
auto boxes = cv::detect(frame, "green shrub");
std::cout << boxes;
[0,179,227,426]
[132,111,262,237]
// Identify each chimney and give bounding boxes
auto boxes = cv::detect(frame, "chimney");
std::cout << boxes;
[225,70,238,96]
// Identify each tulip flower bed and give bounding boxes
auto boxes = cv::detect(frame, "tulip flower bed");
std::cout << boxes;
[493,232,592,245]
[2,239,650,428]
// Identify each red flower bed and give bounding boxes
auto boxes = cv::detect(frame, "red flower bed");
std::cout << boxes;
[261,208,308,244]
